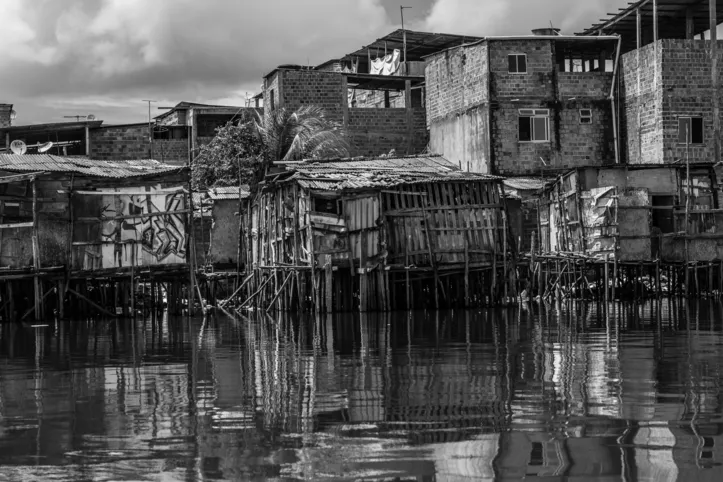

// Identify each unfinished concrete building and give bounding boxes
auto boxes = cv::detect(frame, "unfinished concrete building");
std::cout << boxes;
[262,31,480,158]
[425,32,620,176]
[580,0,723,167]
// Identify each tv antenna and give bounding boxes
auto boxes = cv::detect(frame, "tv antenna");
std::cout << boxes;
[63,114,95,121]
[10,140,27,155]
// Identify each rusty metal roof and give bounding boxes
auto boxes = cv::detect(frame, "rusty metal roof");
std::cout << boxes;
[289,155,500,191]
[503,177,553,191]
[208,185,250,200]
[0,154,184,178]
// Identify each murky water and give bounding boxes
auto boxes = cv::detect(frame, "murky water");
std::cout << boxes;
[1,301,723,481]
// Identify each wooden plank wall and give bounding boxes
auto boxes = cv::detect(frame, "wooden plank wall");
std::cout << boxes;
[382,180,506,269]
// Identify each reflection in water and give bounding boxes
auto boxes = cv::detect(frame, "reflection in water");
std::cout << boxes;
[0,300,722,480]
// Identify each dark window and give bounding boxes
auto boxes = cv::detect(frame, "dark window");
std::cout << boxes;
[312,196,340,215]
[678,117,703,144]
[508,54,527,73]
[153,126,188,140]
[580,109,592,124]
[529,442,544,466]
[652,196,675,234]
[519,109,550,142]
[269,89,275,110]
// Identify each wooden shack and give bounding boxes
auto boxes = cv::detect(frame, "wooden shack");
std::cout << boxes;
[540,164,722,262]
[0,154,191,320]
[206,185,249,268]
[247,155,514,312]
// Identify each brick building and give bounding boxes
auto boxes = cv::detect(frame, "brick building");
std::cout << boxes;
[263,67,428,157]
[580,0,723,167]
[88,123,189,165]
[0,104,13,128]
[425,33,620,176]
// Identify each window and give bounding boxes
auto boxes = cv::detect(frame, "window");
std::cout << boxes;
[678,116,703,144]
[269,89,275,111]
[508,54,527,73]
[153,125,189,140]
[579,109,592,124]
[519,109,550,142]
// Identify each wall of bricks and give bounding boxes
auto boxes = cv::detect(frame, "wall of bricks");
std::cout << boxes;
[262,68,427,157]
[426,39,615,176]
[0,104,12,128]
[89,124,188,164]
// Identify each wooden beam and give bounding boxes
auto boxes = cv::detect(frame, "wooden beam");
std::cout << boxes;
[0,221,33,229]
[0,172,45,184]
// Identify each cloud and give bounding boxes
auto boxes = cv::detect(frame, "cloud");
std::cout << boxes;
[2,0,392,124]
[422,0,622,36]
[2,0,628,125]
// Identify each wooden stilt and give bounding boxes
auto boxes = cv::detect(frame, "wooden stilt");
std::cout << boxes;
[324,254,333,313]
[464,239,470,307]
[604,254,610,303]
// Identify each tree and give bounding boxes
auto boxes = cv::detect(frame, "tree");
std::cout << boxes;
[191,116,264,190]
[254,105,350,164]
[192,105,349,190]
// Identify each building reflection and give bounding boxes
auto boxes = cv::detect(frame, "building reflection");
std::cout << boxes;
[1,299,723,480]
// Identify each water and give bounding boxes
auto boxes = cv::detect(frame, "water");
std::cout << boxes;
[1,301,723,481]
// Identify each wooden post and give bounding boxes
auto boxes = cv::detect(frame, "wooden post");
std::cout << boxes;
[604,254,610,303]
[656,258,662,298]
[420,200,439,308]
[405,238,411,310]
[711,0,720,166]
[464,238,470,307]
[324,254,332,313]
[502,214,508,304]
[31,176,41,320]
[359,231,367,312]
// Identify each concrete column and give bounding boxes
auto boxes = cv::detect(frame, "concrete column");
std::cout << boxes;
[711,0,720,163]
[85,125,90,156]
[686,7,695,40]
[340,75,349,128]
[653,0,658,43]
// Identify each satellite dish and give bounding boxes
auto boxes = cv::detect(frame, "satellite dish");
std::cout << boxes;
[38,141,54,153]
[87,114,96,121]
[10,140,27,155]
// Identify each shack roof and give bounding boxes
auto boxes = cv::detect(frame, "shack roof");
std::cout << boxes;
[283,155,500,191]
[0,154,185,178]
[208,185,250,200]
[578,0,723,52]
[0,120,103,134]
[342,29,483,62]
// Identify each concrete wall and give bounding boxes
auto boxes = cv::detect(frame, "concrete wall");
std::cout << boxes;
[621,39,723,165]
[208,200,239,266]
[426,39,615,176]
[263,68,428,157]
[89,124,188,165]
[0,104,12,128]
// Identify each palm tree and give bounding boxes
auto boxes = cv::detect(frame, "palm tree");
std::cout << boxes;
[254,105,350,165]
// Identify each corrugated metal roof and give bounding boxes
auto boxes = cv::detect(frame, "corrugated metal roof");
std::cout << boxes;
[208,185,250,200]
[0,154,184,178]
[289,155,500,191]
[502,177,553,191]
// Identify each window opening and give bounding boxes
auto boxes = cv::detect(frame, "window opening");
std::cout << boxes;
[508,54,527,74]
[519,109,550,142]
[580,109,592,124]
[678,116,703,144]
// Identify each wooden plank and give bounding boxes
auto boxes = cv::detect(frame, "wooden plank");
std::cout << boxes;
[0,172,45,184]
[75,209,189,223]
[61,187,187,195]
[0,221,33,229]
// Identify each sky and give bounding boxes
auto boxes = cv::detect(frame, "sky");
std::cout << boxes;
[1,0,628,125]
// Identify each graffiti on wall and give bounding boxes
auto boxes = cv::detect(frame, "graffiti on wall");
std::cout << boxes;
[100,186,187,267]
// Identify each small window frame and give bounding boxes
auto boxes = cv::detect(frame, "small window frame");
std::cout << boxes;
[579,109,593,124]
[508,54,528,74]
[678,116,703,145]
[518,109,550,143]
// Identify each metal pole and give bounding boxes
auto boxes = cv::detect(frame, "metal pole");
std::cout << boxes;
[400,6,412,67]
[143,100,156,159]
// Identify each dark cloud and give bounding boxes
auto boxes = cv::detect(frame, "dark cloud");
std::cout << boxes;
[2,0,627,125]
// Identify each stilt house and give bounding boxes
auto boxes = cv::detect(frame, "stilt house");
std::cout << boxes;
[539,164,723,262]
[0,154,189,319]
[249,155,513,311]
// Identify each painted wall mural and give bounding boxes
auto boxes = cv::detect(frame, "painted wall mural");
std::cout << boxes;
[99,186,188,268]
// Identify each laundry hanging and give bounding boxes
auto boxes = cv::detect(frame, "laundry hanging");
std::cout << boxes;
[368,48,401,76]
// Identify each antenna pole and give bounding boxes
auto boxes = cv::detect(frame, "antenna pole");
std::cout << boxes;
[143,100,157,159]
[400,6,412,67]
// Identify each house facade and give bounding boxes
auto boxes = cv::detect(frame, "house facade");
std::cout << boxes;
[425,34,620,175]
